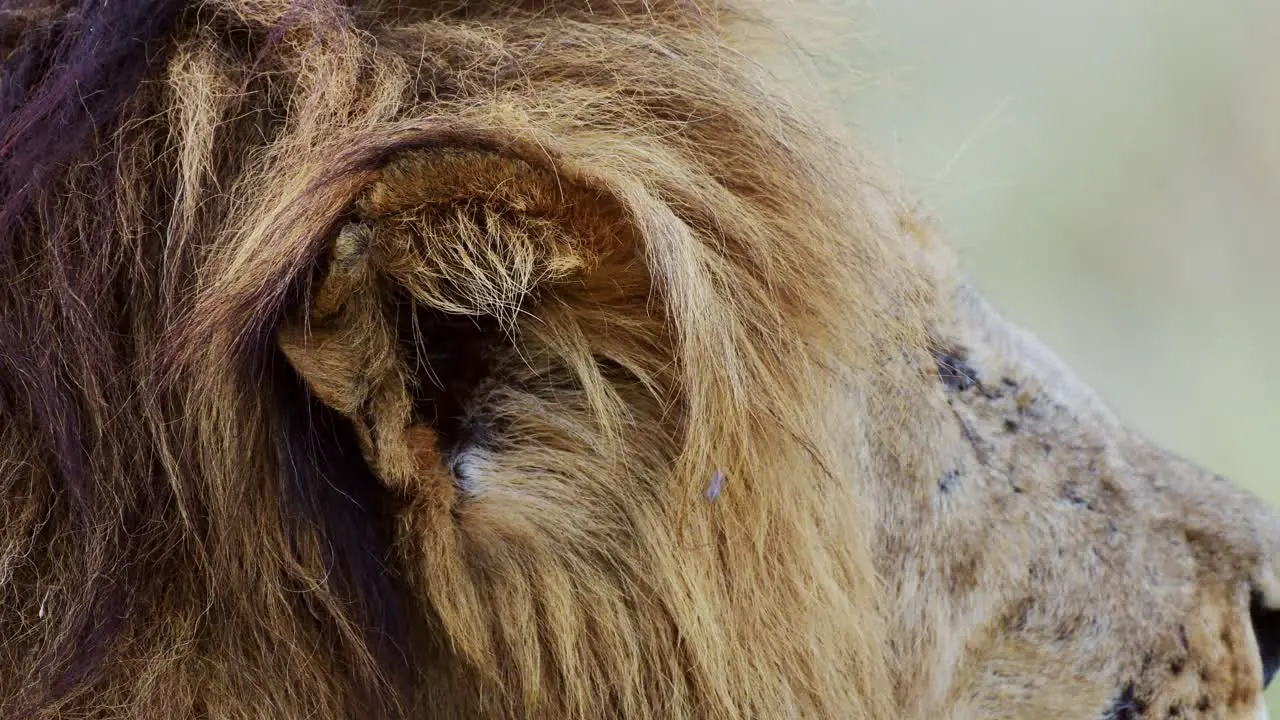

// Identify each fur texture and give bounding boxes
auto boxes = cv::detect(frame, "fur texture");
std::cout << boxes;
[1,1,1278,719]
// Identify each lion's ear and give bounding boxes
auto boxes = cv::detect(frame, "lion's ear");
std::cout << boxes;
[354,149,601,322]
[276,147,609,490]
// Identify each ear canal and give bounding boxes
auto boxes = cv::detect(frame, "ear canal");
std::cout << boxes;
[276,147,606,493]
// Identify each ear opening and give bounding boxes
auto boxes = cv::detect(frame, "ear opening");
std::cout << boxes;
[391,291,502,453]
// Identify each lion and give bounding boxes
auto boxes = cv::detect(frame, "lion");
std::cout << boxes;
[0,1,1276,718]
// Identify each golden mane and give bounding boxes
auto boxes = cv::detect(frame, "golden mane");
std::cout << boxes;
[16,2,1277,718]
[0,1,937,717]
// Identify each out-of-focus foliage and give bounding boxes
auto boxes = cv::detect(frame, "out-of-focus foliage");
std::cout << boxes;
[804,0,1280,709]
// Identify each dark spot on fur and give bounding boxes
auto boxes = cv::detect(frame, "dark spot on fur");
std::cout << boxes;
[1061,481,1094,510]
[1002,418,1018,433]
[933,349,979,392]
[1006,598,1034,632]
[945,550,982,597]
[1195,696,1211,712]
[1230,684,1256,709]
[1165,702,1181,718]
[1106,520,1120,545]
[1105,682,1147,720]
[1169,659,1184,676]
[938,469,961,494]
[980,386,1008,401]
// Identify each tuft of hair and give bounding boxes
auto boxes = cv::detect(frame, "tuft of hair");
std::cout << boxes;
[0,1,936,718]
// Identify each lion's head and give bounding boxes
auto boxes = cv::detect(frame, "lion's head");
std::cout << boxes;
[1,1,1276,718]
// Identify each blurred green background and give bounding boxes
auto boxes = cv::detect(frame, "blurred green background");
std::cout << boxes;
[790,0,1280,710]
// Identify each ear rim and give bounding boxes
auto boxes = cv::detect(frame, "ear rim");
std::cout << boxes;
[173,130,576,370]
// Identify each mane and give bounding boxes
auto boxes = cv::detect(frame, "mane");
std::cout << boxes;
[0,1,937,717]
